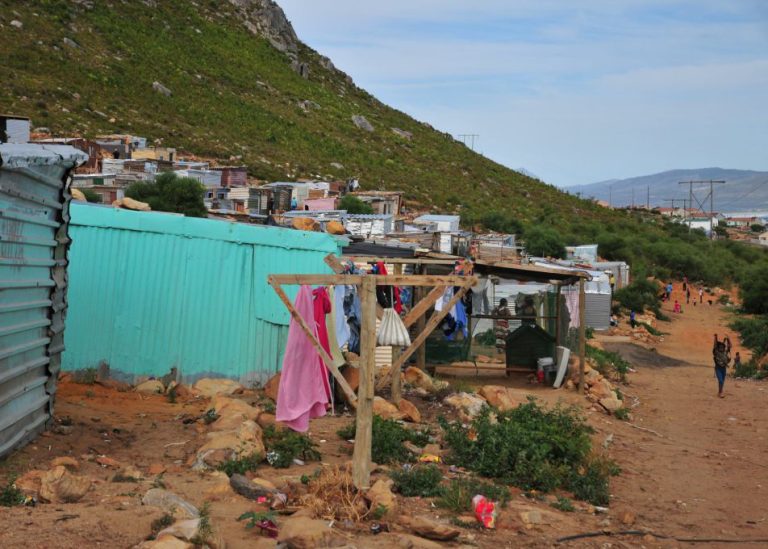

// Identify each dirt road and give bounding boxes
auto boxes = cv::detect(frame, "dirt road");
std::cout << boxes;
[597,284,768,545]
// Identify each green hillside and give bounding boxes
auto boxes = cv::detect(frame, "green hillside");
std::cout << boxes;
[0,0,600,225]
[2,0,768,298]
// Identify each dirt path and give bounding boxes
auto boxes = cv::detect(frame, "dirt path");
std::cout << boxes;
[595,283,768,545]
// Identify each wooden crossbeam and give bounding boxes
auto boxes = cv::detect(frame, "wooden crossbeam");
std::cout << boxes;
[269,274,473,287]
[270,281,358,405]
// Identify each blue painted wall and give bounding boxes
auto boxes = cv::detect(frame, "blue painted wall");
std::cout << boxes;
[62,203,341,384]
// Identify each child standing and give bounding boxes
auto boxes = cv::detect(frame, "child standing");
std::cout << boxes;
[713,334,731,398]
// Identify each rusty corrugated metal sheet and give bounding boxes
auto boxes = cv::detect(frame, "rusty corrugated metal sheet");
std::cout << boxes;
[0,143,86,459]
[63,204,343,384]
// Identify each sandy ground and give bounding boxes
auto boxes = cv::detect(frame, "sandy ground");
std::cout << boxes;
[1,282,766,548]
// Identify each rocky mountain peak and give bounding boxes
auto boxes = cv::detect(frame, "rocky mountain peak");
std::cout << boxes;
[227,0,299,55]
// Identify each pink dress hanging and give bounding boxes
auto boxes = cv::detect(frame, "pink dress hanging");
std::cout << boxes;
[276,286,329,432]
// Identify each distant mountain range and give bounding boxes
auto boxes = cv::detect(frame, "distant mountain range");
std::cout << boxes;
[569,168,768,212]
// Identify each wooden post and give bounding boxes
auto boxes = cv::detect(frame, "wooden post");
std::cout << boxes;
[555,284,562,347]
[352,276,377,489]
[578,278,586,394]
[391,264,403,403]
[415,265,427,371]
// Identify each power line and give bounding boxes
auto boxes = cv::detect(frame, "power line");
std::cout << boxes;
[456,134,479,151]
[678,180,725,238]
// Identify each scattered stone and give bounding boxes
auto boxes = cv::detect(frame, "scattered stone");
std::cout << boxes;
[96,455,121,468]
[398,515,460,541]
[152,81,172,97]
[478,385,520,412]
[113,197,152,211]
[157,518,201,542]
[195,420,265,468]
[63,37,79,48]
[443,392,487,423]
[351,115,374,132]
[50,456,79,470]
[39,466,91,503]
[366,479,397,517]
[142,488,199,519]
[298,99,321,111]
[148,463,166,476]
[421,443,442,457]
[292,217,319,231]
[263,373,281,402]
[116,465,144,481]
[326,220,346,235]
[14,470,45,497]
[403,367,434,392]
[10,20,23,29]
[599,394,624,414]
[584,369,602,385]
[397,399,421,423]
[135,379,165,395]
[277,516,339,549]
[588,379,615,400]
[291,60,309,78]
[229,474,277,500]
[193,378,244,398]
[391,127,413,140]
[329,162,344,170]
[618,509,637,526]
[204,471,233,501]
[256,412,277,429]
[373,396,405,420]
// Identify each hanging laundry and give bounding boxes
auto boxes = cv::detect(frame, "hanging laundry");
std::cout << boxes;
[325,286,347,369]
[312,287,333,402]
[276,286,330,432]
[373,262,402,313]
[565,290,580,329]
[333,285,351,348]
[344,288,362,354]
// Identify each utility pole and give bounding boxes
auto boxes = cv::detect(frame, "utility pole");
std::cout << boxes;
[631,187,635,208]
[646,185,650,209]
[678,180,726,238]
[457,134,479,151]
[609,184,612,208]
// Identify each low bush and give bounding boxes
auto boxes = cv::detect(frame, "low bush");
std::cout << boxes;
[0,477,24,507]
[439,400,617,505]
[390,465,443,497]
[263,425,320,468]
[613,279,661,314]
[551,496,575,512]
[587,345,630,382]
[729,316,768,357]
[217,453,263,476]
[337,415,430,464]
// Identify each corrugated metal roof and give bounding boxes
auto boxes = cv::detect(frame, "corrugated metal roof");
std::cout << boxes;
[62,204,342,383]
[0,144,83,458]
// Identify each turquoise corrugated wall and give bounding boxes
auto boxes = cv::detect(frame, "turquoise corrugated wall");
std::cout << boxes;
[62,203,341,384]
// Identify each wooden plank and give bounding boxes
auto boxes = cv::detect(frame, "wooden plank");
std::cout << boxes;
[270,281,358,405]
[352,276,377,489]
[323,253,346,274]
[578,278,586,393]
[555,285,562,347]
[403,285,446,328]
[415,266,427,371]
[269,274,475,287]
[341,256,459,265]
[391,263,403,403]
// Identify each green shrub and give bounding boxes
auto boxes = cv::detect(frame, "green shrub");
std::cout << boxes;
[474,329,496,346]
[81,188,102,203]
[263,425,320,468]
[337,415,429,464]
[729,316,768,356]
[613,279,661,314]
[437,477,510,512]
[523,226,566,258]
[217,453,263,476]
[126,172,207,217]
[390,465,443,497]
[338,195,374,214]
[551,496,575,512]
[613,407,630,421]
[0,477,24,507]
[568,455,618,506]
[740,264,768,314]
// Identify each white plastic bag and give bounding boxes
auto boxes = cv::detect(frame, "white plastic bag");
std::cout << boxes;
[377,308,411,347]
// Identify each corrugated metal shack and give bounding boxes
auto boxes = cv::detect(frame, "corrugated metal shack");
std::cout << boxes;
[0,143,87,459]
[62,203,342,385]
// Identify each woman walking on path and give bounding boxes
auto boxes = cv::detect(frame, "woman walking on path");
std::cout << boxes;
[713,334,731,398]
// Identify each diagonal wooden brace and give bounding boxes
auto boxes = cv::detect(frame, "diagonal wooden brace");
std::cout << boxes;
[403,285,446,328]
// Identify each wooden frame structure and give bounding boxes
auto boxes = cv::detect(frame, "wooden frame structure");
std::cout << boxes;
[268,270,476,489]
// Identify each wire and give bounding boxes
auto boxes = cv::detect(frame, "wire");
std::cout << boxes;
[717,180,766,211]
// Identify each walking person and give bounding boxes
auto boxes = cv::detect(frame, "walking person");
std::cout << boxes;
[492,298,511,355]
[629,309,637,329]
[682,275,688,292]
[673,300,681,314]
[686,287,691,304]
[666,282,673,301]
[699,287,704,304]
[733,351,742,374]
[713,334,731,398]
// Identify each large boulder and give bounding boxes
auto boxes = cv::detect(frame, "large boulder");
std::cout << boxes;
[599,394,624,414]
[137,534,193,549]
[403,367,434,392]
[195,421,265,468]
[443,392,487,423]
[210,397,262,430]
[588,379,615,400]
[291,217,319,232]
[478,385,520,412]
[373,396,405,420]
[193,378,244,398]
[135,379,165,395]
[229,474,278,500]
[39,466,91,503]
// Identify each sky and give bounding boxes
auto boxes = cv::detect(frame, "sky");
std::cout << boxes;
[278,1,768,187]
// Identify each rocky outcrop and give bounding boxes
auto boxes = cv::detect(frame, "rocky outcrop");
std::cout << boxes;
[227,0,299,55]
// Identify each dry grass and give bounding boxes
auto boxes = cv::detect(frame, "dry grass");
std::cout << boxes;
[300,465,370,522]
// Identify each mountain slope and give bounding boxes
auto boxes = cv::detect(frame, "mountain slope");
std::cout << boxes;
[0,0,607,227]
[571,168,768,212]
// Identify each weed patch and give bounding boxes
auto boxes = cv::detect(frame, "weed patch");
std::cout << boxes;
[149,513,174,538]
[551,496,575,512]
[264,425,320,468]
[217,453,263,476]
[439,400,617,505]
[337,415,430,464]
[437,477,510,513]
[0,477,24,507]
[390,465,443,497]
[587,345,630,382]
[73,368,98,385]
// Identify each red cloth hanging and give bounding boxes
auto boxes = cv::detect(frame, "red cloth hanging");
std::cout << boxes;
[312,287,333,401]
[375,261,402,314]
